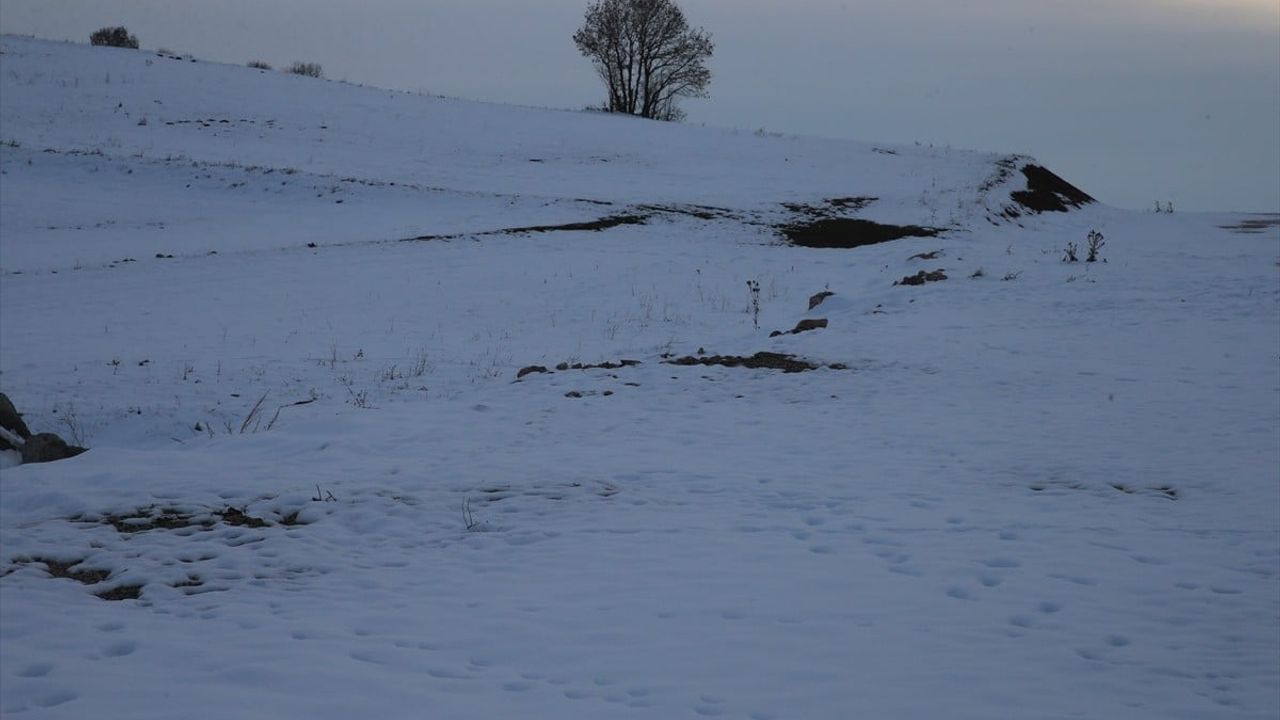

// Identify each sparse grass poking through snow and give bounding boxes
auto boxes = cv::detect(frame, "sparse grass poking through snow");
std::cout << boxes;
[285,62,324,79]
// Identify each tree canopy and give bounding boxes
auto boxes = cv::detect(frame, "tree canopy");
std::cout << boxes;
[573,0,713,121]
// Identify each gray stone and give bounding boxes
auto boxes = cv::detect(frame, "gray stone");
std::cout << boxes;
[20,433,87,464]
[808,291,834,310]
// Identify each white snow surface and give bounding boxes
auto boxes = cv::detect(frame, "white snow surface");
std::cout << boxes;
[1,36,1278,719]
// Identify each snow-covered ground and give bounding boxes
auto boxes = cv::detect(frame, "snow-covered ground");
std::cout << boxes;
[1,36,1277,719]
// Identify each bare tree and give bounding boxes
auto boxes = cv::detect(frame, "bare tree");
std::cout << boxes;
[573,0,713,121]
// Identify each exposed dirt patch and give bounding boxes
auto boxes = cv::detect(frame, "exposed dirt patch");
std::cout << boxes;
[665,352,845,373]
[8,557,111,585]
[557,359,640,371]
[782,197,877,218]
[406,214,648,242]
[563,389,616,398]
[476,481,618,503]
[215,507,269,528]
[77,505,274,533]
[517,359,640,380]
[96,584,143,601]
[895,269,948,286]
[278,510,308,526]
[639,203,742,221]
[770,318,828,337]
[1219,215,1280,234]
[782,218,941,249]
[1009,165,1094,214]
[808,291,834,310]
[1031,481,1180,501]
[84,507,208,534]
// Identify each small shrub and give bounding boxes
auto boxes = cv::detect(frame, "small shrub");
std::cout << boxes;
[286,62,324,79]
[1086,230,1105,262]
[247,60,273,70]
[746,280,761,329]
[90,26,139,49]
[1062,242,1079,263]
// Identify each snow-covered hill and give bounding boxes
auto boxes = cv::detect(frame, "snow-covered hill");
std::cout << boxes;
[1,35,1277,719]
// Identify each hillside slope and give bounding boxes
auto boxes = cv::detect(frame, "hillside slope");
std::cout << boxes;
[1,36,1278,720]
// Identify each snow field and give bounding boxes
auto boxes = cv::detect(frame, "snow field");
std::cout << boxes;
[1,35,1277,719]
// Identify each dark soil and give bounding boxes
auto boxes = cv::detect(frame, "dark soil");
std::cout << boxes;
[782,197,877,218]
[93,508,206,534]
[1032,481,1180,500]
[770,318,828,337]
[406,214,648,242]
[895,269,947,286]
[516,365,549,379]
[1009,165,1094,213]
[562,359,640,371]
[216,507,269,528]
[83,505,273,533]
[638,203,740,221]
[1219,215,1280,234]
[827,197,876,211]
[782,219,940,249]
[33,558,111,585]
[278,510,308,526]
[520,359,640,379]
[665,352,846,373]
[808,291,834,310]
[96,584,143,601]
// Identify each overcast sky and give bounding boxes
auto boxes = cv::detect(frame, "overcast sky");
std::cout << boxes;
[2,0,1277,212]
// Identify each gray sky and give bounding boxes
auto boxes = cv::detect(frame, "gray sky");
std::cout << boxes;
[2,0,1277,212]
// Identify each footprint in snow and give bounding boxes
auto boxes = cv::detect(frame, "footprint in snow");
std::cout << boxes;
[102,640,137,658]
[32,690,78,708]
[16,662,55,678]
[501,681,532,692]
